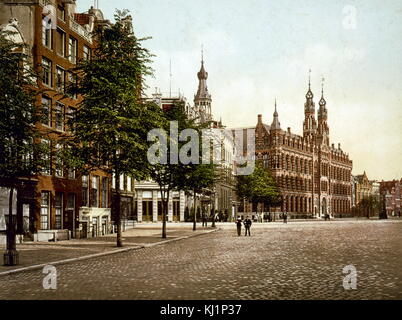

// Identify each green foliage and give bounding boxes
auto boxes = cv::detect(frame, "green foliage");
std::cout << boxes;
[65,10,163,179]
[149,102,215,196]
[357,195,380,218]
[236,161,281,207]
[0,30,45,181]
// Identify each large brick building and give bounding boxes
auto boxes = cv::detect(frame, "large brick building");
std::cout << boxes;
[240,77,353,218]
[0,0,113,240]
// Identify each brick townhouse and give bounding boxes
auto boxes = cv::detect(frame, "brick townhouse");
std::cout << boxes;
[0,0,113,240]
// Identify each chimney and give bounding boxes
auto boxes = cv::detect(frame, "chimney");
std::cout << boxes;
[338,143,341,149]
[258,114,262,123]
[287,127,291,134]
[332,143,334,148]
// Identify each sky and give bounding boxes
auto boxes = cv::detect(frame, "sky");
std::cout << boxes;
[77,0,402,181]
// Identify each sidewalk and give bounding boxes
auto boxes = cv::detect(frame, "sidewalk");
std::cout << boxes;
[0,224,218,274]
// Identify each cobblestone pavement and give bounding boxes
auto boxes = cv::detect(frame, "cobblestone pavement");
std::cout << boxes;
[0,220,401,300]
[0,225,215,273]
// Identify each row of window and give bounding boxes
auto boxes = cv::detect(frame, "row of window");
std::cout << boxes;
[40,139,74,179]
[42,57,78,96]
[112,174,135,193]
[41,96,76,131]
[82,175,109,208]
[259,153,351,180]
[42,21,91,64]
[40,191,75,230]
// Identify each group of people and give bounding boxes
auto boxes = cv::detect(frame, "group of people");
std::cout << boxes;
[236,213,290,236]
[236,217,252,236]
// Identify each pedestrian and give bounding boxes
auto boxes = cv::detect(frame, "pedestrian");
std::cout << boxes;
[235,217,242,236]
[283,211,288,224]
[398,210,401,218]
[202,213,207,227]
[244,216,252,236]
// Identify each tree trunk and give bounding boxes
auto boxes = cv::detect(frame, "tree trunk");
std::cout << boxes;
[4,185,19,266]
[261,204,264,223]
[161,189,168,239]
[193,189,197,231]
[115,173,123,247]
[211,193,216,228]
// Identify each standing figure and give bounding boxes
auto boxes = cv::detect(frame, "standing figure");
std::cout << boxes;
[202,213,208,227]
[244,217,252,236]
[283,211,288,224]
[235,218,242,236]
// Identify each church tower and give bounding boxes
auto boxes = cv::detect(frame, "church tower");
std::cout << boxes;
[303,70,317,141]
[317,79,329,146]
[194,50,212,123]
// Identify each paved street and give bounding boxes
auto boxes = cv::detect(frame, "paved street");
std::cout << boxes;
[1,220,401,300]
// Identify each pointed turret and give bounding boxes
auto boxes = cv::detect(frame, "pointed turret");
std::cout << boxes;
[318,78,328,120]
[270,99,281,131]
[305,69,315,113]
[303,69,317,140]
[194,49,212,123]
[317,77,329,145]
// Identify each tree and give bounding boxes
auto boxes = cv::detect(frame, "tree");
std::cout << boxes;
[236,161,281,220]
[358,195,380,219]
[148,102,216,237]
[65,11,163,247]
[0,30,45,265]
[181,163,216,231]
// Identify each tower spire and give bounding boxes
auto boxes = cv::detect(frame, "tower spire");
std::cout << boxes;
[303,69,316,139]
[306,69,313,99]
[271,99,281,131]
[194,47,212,123]
[321,76,324,96]
[319,76,326,107]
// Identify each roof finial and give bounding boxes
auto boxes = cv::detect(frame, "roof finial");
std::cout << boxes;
[274,98,277,112]
[201,44,204,64]
[321,76,325,96]
[308,69,311,89]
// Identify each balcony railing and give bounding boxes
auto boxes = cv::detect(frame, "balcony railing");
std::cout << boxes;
[69,17,92,44]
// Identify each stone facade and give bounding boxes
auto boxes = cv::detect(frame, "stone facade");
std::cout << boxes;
[353,172,372,205]
[239,79,353,218]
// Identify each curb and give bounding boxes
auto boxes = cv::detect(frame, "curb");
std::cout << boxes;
[0,227,220,277]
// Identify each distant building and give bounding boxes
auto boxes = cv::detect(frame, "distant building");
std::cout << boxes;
[188,55,237,221]
[133,93,188,223]
[353,172,372,205]
[235,77,353,218]
[380,179,401,216]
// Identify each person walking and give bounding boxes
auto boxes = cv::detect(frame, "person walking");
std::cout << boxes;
[244,217,252,236]
[283,211,288,224]
[235,218,242,236]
